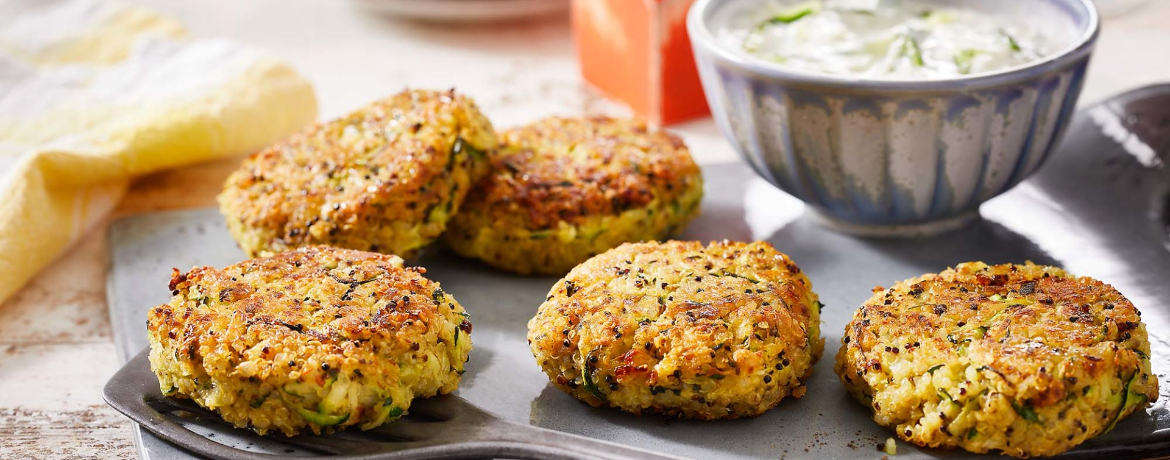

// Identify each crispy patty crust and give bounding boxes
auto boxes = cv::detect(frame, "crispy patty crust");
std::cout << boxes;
[219,88,496,258]
[146,246,473,436]
[446,117,703,275]
[528,240,822,419]
[836,262,1157,458]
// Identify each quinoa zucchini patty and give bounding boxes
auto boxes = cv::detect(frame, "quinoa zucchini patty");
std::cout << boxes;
[219,88,496,258]
[146,246,473,436]
[836,262,1157,458]
[445,117,703,275]
[528,240,822,419]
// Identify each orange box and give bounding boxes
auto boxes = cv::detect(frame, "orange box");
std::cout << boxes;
[571,0,709,125]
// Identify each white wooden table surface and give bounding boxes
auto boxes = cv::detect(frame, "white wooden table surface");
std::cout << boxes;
[1,1,1167,458]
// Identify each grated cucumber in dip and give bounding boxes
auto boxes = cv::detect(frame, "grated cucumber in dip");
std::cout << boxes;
[720,0,1055,79]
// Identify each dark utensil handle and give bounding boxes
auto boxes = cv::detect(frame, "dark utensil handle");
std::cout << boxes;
[474,421,688,460]
[105,349,687,460]
[115,402,681,460]
[124,414,684,460]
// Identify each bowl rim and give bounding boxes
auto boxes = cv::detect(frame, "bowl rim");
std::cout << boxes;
[687,0,1100,91]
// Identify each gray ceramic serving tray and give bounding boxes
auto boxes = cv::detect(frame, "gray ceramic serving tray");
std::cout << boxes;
[106,86,1170,460]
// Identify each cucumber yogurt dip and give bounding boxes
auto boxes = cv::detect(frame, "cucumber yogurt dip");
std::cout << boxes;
[719,0,1057,79]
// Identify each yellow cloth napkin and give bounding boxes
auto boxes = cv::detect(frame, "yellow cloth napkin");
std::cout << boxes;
[0,0,318,304]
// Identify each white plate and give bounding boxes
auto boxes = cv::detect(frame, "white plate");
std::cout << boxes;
[350,0,569,22]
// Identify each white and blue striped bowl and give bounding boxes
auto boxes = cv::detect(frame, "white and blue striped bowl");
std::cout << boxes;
[688,0,1099,236]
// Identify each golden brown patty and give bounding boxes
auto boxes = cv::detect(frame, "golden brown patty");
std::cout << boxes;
[835,262,1157,458]
[146,246,473,436]
[528,240,822,419]
[446,117,703,275]
[219,88,496,258]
